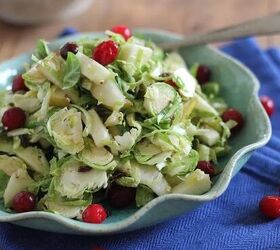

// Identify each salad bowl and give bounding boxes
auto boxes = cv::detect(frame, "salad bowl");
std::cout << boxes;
[0,29,271,235]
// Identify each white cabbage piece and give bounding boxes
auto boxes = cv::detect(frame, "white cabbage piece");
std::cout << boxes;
[148,126,192,155]
[163,52,187,72]
[3,169,34,206]
[13,91,41,113]
[78,139,116,170]
[134,139,172,169]
[150,62,163,79]
[172,68,197,98]
[22,64,46,90]
[15,146,49,176]
[144,83,176,115]
[118,43,153,75]
[0,136,13,154]
[115,160,141,187]
[196,127,220,146]
[77,48,126,110]
[197,144,211,161]
[81,108,111,148]
[47,108,84,154]
[104,111,124,127]
[7,128,32,137]
[90,79,126,111]
[37,53,65,87]
[49,86,71,107]
[76,52,114,84]
[194,93,218,116]
[54,159,108,199]
[137,164,171,196]
[113,127,140,152]
[44,199,85,219]
[171,169,211,195]
[164,150,199,177]
[111,113,142,153]
[0,155,27,176]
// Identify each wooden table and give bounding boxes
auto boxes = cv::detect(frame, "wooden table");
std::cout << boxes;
[0,0,280,61]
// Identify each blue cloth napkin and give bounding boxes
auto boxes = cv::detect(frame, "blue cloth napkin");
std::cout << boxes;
[58,27,79,38]
[1,38,280,250]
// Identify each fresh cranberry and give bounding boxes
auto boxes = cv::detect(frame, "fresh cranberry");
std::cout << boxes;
[60,42,79,60]
[222,108,244,132]
[92,40,119,66]
[12,191,36,213]
[165,79,177,88]
[108,184,136,208]
[196,161,215,177]
[12,75,28,93]
[111,25,132,41]
[260,96,275,117]
[196,65,211,84]
[259,196,280,219]
[2,107,26,131]
[82,204,107,224]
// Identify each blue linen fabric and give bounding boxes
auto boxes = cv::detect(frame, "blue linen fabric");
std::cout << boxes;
[1,38,280,250]
[58,27,79,38]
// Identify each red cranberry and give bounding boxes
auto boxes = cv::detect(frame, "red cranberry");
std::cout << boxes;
[222,108,244,132]
[196,65,211,84]
[82,204,107,224]
[108,184,136,208]
[196,161,215,177]
[259,196,280,219]
[2,107,26,131]
[92,40,119,66]
[12,191,36,213]
[12,75,28,93]
[111,25,132,41]
[260,96,275,117]
[60,42,79,60]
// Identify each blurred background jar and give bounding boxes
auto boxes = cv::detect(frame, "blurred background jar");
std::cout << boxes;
[0,0,94,25]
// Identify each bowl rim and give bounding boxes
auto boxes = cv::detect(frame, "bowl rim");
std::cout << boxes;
[0,29,272,234]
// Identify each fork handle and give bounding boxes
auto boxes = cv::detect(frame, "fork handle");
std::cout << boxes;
[160,11,280,50]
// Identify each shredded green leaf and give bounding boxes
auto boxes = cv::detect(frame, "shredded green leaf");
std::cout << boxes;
[62,52,81,89]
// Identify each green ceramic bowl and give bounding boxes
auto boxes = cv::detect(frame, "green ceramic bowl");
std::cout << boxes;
[0,29,271,235]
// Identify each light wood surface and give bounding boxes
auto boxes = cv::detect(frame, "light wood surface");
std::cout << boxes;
[0,0,280,61]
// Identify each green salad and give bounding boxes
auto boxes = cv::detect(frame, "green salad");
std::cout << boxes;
[0,26,243,223]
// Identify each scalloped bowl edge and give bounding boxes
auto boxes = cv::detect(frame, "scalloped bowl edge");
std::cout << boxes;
[0,29,271,235]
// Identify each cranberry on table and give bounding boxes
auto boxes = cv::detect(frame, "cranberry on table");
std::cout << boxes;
[1,107,26,131]
[108,184,136,208]
[82,204,107,224]
[196,161,215,177]
[60,42,79,60]
[92,40,119,66]
[12,191,36,213]
[196,65,211,84]
[259,196,280,219]
[12,75,28,93]
[222,108,244,132]
[111,25,132,41]
[260,96,275,117]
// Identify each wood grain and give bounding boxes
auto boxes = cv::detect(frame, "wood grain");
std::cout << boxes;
[0,0,279,61]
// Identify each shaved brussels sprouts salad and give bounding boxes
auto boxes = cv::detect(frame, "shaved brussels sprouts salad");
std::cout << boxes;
[0,25,244,224]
